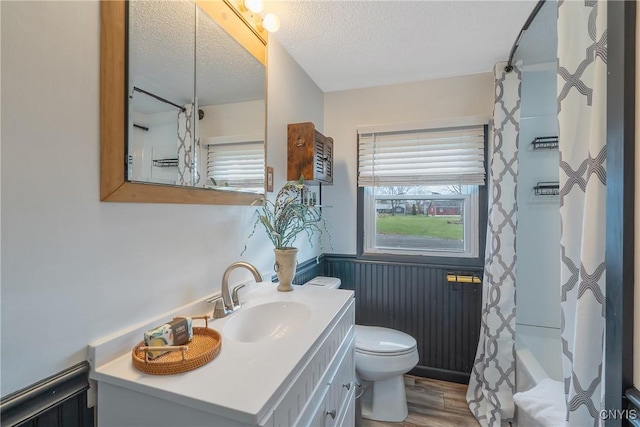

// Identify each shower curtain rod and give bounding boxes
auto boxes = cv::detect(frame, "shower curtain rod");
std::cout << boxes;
[504,0,547,73]
[132,86,186,112]
[132,86,205,120]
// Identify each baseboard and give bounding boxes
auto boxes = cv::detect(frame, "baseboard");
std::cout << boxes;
[410,365,471,385]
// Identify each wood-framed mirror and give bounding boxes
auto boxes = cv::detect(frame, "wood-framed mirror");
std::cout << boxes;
[100,0,267,205]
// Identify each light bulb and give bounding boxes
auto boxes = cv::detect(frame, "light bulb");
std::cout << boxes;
[243,0,263,14]
[261,13,280,33]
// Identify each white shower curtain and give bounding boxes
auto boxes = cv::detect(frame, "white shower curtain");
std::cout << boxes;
[557,1,607,426]
[467,62,520,427]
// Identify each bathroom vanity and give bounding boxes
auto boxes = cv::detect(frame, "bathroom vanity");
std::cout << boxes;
[89,283,355,426]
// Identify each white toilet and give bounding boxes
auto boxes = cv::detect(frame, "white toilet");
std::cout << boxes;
[303,276,419,422]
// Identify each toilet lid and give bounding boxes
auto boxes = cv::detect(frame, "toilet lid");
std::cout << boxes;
[355,325,417,355]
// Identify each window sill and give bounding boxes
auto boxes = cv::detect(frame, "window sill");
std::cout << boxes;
[357,251,485,269]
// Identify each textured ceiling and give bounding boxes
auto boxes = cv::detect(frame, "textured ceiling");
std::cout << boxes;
[128,0,550,113]
[129,0,265,114]
[267,0,539,92]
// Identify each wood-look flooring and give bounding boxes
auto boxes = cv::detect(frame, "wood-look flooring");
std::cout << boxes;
[360,375,480,427]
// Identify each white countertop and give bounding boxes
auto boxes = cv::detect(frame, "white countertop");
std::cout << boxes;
[89,283,354,425]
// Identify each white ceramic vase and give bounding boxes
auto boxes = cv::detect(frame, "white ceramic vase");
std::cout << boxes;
[274,247,298,292]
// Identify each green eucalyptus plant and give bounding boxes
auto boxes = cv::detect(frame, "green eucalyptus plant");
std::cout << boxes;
[242,179,332,254]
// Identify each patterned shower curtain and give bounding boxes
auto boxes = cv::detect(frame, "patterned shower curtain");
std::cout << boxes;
[177,103,198,185]
[557,1,607,426]
[467,62,521,427]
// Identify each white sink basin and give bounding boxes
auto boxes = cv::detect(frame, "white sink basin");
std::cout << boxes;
[223,301,312,343]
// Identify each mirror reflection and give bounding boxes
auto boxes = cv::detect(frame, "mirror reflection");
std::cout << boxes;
[127,0,266,194]
[195,4,266,193]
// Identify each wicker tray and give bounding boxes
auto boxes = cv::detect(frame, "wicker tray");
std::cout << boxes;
[132,317,221,375]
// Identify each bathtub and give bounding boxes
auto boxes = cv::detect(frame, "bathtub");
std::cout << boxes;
[516,344,550,393]
[515,337,566,427]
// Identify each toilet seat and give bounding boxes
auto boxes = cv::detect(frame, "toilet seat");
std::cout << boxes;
[356,347,416,356]
[355,325,417,356]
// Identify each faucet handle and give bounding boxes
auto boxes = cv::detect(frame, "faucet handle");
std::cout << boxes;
[206,295,223,305]
[206,295,226,319]
[231,284,246,306]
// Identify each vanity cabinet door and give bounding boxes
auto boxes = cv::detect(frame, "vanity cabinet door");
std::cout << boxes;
[306,384,331,427]
[335,390,355,427]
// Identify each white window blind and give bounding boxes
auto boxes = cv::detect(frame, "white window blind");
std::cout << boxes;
[207,141,265,189]
[358,124,486,187]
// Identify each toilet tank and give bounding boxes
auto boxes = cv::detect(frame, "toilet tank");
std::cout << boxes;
[304,276,341,289]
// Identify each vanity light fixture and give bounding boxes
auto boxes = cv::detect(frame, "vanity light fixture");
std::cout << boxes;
[262,13,280,33]
[236,0,280,34]
[243,0,264,14]
[261,13,280,33]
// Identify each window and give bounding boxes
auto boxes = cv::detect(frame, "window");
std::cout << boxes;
[357,119,487,261]
[205,139,265,193]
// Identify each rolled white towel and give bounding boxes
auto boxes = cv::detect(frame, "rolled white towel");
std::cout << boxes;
[513,378,567,427]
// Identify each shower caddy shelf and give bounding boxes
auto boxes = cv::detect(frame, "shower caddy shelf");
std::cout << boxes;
[530,136,558,150]
[152,158,179,168]
[529,136,559,197]
[533,181,560,196]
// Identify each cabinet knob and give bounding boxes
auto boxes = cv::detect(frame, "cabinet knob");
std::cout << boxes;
[326,409,336,419]
[343,382,351,390]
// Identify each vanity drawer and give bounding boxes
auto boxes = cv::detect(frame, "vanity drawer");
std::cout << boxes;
[304,338,355,427]
[335,387,356,427]
[321,340,355,427]
[270,300,354,427]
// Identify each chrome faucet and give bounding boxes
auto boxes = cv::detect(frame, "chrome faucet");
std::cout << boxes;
[207,261,263,319]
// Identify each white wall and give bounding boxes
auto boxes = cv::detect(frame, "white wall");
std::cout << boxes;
[322,73,494,254]
[515,62,563,380]
[199,100,265,139]
[130,111,180,184]
[0,1,323,396]
[265,39,326,254]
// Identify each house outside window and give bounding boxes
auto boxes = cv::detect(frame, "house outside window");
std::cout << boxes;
[357,118,488,263]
